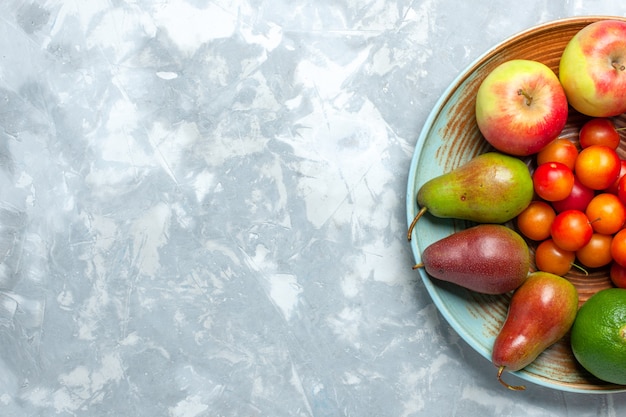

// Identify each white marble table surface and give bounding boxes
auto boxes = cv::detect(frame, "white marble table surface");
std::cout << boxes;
[1,1,626,416]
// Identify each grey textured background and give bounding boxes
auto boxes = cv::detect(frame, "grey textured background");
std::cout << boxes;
[0,1,625,416]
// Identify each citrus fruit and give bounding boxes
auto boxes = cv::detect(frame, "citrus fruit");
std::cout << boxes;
[570,288,626,385]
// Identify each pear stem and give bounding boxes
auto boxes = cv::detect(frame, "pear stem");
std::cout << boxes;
[407,206,428,241]
[496,365,526,391]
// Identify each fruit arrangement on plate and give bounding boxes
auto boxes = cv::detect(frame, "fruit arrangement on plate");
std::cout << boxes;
[406,17,626,393]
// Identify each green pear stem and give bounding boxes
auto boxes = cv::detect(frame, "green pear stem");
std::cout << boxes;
[407,206,428,241]
[496,365,526,391]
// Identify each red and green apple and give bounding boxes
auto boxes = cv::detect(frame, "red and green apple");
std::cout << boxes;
[475,59,569,156]
[559,19,626,117]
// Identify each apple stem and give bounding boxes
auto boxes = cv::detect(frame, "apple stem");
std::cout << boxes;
[517,89,533,106]
[412,262,423,270]
[612,61,626,72]
[496,365,526,391]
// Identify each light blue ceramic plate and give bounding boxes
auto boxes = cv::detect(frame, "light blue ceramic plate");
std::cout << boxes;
[406,16,626,393]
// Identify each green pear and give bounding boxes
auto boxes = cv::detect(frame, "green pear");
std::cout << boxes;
[408,152,533,240]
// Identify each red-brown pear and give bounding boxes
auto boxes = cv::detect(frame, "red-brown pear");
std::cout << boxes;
[492,271,579,390]
[416,224,530,294]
